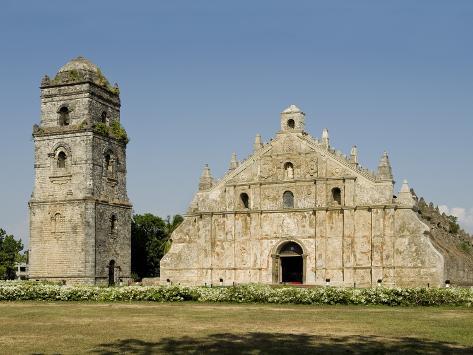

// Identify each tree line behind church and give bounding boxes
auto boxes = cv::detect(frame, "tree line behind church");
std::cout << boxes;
[0,229,25,279]
[131,213,183,280]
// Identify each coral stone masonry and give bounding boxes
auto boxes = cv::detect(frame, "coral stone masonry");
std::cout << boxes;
[28,58,472,287]
[160,105,473,287]
[29,57,132,285]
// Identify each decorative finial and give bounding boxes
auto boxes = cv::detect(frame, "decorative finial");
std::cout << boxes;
[229,153,238,170]
[377,151,393,181]
[41,75,51,86]
[350,145,358,165]
[199,164,213,191]
[397,179,415,207]
[112,82,120,94]
[400,179,410,192]
[202,164,211,177]
[254,134,263,151]
[321,128,329,148]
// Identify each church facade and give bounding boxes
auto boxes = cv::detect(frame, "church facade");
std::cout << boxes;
[161,105,455,287]
[29,57,132,285]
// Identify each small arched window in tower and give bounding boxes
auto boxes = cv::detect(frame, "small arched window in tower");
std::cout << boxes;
[105,154,114,175]
[58,106,70,126]
[287,119,295,129]
[57,151,67,168]
[240,193,249,209]
[110,214,117,234]
[52,213,64,233]
[105,154,111,171]
[283,191,294,208]
[332,187,342,205]
[101,111,108,124]
[284,162,294,179]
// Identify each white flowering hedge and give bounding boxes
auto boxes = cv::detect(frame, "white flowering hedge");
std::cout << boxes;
[0,282,472,306]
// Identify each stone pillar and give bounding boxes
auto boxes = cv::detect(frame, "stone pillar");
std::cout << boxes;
[371,208,384,285]
[315,210,327,284]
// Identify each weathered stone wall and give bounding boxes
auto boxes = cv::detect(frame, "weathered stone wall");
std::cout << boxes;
[29,57,132,285]
[32,132,93,200]
[415,198,473,286]
[161,105,461,287]
[29,201,96,283]
[91,135,128,202]
[161,207,444,287]
[40,83,120,128]
[95,203,131,285]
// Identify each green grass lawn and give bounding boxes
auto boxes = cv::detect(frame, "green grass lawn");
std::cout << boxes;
[0,302,472,354]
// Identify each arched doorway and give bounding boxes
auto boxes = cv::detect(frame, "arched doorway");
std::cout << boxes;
[278,241,304,284]
[108,260,115,286]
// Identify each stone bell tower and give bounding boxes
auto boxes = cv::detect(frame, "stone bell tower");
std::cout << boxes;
[280,104,305,132]
[29,57,132,285]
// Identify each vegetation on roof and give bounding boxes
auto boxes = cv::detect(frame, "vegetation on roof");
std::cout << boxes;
[93,121,129,144]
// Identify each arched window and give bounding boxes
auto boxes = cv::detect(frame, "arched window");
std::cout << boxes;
[110,214,117,234]
[287,119,295,129]
[284,162,294,179]
[240,193,249,209]
[283,191,294,208]
[105,153,114,175]
[53,213,63,233]
[57,151,66,168]
[101,111,108,124]
[105,154,111,171]
[332,187,342,205]
[58,106,70,126]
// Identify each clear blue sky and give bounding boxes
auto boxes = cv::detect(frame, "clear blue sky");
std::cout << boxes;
[1,0,472,245]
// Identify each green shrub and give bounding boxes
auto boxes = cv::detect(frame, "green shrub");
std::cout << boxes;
[93,121,129,144]
[447,215,460,234]
[110,120,129,143]
[459,241,472,254]
[1,282,472,306]
[93,122,109,135]
[68,69,82,82]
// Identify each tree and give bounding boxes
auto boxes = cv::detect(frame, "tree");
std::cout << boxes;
[131,213,183,279]
[0,229,24,280]
[447,215,460,234]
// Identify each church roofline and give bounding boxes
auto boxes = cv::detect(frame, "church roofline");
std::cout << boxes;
[299,134,381,182]
[199,131,386,194]
[198,105,394,192]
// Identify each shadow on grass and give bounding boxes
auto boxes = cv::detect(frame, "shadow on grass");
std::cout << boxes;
[91,332,473,354]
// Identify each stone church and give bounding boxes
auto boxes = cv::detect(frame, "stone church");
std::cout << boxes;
[160,105,473,287]
[29,57,132,285]
[28,58,472,287]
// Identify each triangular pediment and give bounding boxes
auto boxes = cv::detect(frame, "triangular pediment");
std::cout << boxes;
[209,132,377,191]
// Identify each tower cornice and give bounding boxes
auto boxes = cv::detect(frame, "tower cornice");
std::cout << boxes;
[41,79,120,97]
